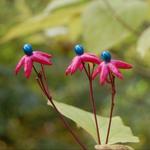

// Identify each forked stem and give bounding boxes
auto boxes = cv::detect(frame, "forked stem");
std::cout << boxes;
[33,65,88,150]
[105,73,116,144]
[83,63,101,145]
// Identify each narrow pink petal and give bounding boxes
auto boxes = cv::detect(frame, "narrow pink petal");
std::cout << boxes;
[65,59,75,75]
[65,56,81,75]
[100,64,109,85]
[108,63,123,79]
[65,65,72,75]
[111,60,133,69]
[79,64,83,71]
[15,56,25,74]
[34,51,52,58]
[24,57,33,78]
[92,63,102,80]
[70,56,81,74]
[81,53,101,64]
[32,53,52,65]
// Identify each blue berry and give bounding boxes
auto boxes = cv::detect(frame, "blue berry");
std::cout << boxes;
[23,44,33,56]
[101,51,111,62]
[74,44,84,55]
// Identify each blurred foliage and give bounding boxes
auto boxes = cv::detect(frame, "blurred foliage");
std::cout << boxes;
[0,0,150,149]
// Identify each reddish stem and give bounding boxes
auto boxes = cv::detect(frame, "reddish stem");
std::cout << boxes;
[33,65,88,150]
[105,73,116,144]
[83,63,101,145]
[41,64,49,94]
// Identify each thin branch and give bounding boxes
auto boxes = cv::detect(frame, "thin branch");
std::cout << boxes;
[83,63,101,144]
[82,63,90,79]
[33,66,88,150]
[105,73,116,144]
[102,0,139,36]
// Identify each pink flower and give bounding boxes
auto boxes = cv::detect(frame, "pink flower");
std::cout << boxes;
[15,44,52,78]
[66,44,100,75]
[92,51,133,85]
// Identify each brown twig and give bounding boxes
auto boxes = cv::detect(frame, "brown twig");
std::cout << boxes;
[33,65,88,150]
[83,63,101,145]
[105,73,116,144]
[102,0,139,36]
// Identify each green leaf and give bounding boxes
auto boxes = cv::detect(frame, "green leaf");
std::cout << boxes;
[137,27,150,57]
[15,0,32,19]
[68,17,82,41]
[1,4,86,43]
[82,0,149,52]
[48,100,139,144]
[44,0,85,13]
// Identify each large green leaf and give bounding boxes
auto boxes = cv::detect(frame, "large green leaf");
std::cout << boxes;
[15,0,32,19]
[48,100,139,144]
[44,0,86,13]
[137,27,150,57]
[82,0,149,51]
[1,3,86,43]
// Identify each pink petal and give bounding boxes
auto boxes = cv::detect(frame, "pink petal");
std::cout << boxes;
[15,56,25,74]
[24,57,33,78]
[70,56,81,74]
[65,56,81,75]
[34,51,52,58]
[81,53,101,64]
[108,63,123,79]
[65,65,72,75]
[92,63,102,80]
[79,64,83,71]
[111,60,133,69]
[100,63,109,85]
[32,53,52,65]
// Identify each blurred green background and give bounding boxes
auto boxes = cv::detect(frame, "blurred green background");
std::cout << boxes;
[0,0,150,149]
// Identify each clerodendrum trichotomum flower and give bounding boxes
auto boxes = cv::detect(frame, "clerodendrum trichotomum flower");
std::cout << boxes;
[66,44,100,75]
[15,44,52,78]
[92,51,133,85]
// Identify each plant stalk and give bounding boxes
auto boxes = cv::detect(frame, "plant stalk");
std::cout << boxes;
[83,63,101,145]
[33,65,88,150]
[105,73,116,144]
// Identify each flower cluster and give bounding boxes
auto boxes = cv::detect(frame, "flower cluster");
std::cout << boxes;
[92,51,133,84]
[65,45,132,84]
[16,44,132,83]
[15,44,52,78]
[65,45,100,75]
